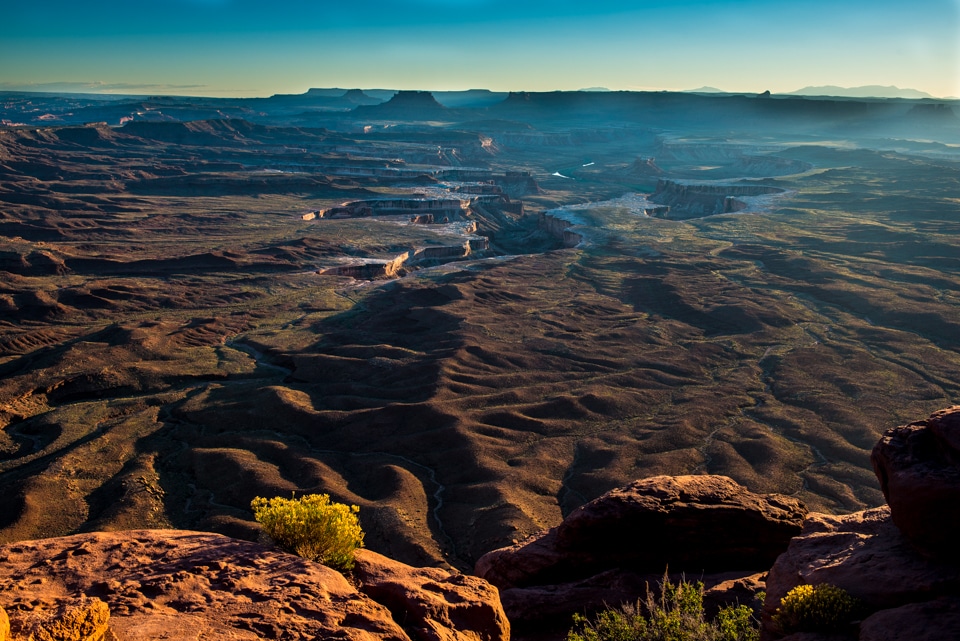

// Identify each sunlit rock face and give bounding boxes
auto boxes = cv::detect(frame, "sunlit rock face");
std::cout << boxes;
[0,530,508,641]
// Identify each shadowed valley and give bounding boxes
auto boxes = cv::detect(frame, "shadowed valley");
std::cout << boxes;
[1,89,959,573]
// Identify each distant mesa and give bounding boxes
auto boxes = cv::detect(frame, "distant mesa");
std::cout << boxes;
[339,89,382,105]
[620,156,665,178]
[268,88,384,108]
[353,90,449,119]
[384,90,445,109]
[579,87,611,92]
[302,88,352,97]
[432,89,508,108]
[300,87,381,102]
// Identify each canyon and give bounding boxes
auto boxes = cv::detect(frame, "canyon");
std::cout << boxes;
[0,87,959,637]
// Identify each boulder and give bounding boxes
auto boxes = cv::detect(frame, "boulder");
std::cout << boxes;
[15,596,109,641]
[871,405,960,558]
[858,596,960,641]
[477,475,806,589]
[702,571,767,618]
[0,530,499,641]
[352,549,509,641]
[761,508,960,640]
[476,475,802,637]
[0,605,8,641]
[497,568,657,630]
[475,528,564,591]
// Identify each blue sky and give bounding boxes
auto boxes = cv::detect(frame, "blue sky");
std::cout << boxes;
[1,0,957,97]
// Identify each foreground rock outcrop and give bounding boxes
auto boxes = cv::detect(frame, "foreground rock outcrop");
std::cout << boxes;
[0,530,507,641]
[12,596,109,641]
[478,475,806,589]
[762,406,960,640]
[857,596,960,641]
[477,475,805,635]
[762,507,960,639]
[871,405,960,558]
[354,550,509,641]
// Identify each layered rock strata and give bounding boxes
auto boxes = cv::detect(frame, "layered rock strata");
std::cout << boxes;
[649,179,783,218]
[538,213,582,247]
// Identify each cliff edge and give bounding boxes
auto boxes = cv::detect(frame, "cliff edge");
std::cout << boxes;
[3,407,959,641]
[0,529,508,641]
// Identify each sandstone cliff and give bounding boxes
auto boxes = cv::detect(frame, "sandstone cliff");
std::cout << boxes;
[649,179,784,219]
[538,212,582,247]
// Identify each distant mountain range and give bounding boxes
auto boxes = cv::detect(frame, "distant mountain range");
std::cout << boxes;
[787,85,938,99]
[687,85,945,99]
[686,87,727,94]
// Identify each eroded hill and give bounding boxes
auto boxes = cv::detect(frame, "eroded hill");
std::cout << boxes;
[1,91,959,570]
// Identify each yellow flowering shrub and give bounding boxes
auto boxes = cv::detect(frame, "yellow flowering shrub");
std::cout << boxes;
[251,493,364,571]
[773,583,858,634]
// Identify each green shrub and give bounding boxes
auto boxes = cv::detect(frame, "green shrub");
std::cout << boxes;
[251,493,364,571]
[567,574,759,641]
[773,583,858,634]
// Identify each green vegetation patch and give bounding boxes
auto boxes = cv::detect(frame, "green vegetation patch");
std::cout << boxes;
[567,574,759,641]
[251,493,365,571]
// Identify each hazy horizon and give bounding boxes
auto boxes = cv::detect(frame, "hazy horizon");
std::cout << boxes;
[0,84,955,102]
[3,0,958,99]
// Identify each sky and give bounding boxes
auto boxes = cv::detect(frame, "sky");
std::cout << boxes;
[1,0,958,98]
